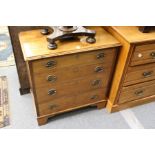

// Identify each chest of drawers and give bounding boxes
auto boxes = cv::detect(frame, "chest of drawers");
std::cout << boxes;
[105,26,155,112]
[19,27,120,125]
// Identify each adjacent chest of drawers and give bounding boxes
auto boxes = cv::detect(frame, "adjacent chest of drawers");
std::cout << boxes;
[105,26,155,112]
[19,27,120,125]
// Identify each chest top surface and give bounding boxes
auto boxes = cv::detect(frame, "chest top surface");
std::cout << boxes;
[111,26,155,44]
[19,26,120,61]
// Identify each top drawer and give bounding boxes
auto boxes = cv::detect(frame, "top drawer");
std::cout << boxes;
[32,48,116,74]
[130,43,155,66]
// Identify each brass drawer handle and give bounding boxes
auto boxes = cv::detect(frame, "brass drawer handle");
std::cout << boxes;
[135,90,144,96]
[150,52,155,59]
[95,66,104,73]
[49,104,59,109]
[90,95,98,100]
[45,60,57,68]
[92,79,101,86]
[48,89,56,96]
[97,53,105,59]
[143,71,153,78]
[47,75,57,82]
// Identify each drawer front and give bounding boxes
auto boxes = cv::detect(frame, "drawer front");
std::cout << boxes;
[124,63,155,86]
[33,62,112,88]
[131,43,155,66]
[38,89,106,115]
[119,80,155,104]
[35,75,109,103]
[32,48,116,74]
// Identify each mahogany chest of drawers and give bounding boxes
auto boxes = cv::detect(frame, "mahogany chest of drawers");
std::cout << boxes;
[105,26,155,112]
[19,27,120,125]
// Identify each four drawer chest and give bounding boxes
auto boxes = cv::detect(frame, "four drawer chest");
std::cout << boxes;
[19,27,120,125]
[105,26,155,112]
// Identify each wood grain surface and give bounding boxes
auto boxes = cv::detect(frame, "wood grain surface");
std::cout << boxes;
[19,27,120,61]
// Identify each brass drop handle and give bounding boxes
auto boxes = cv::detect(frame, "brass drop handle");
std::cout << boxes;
[143,71,153,78]
[150,52,155,58]
[47,75,57,82]
[95,66,104,73]
[97,53,105,59]
[135,90,144,96]
[90,95,98,100]
[92,79,101,86]
[45,60,57,68]
[48,89,56,96]
[49,104,58,109]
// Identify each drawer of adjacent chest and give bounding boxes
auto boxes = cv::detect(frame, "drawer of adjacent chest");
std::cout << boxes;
[37,89,106,116]
[119,80,155,104]
[124,63,155,86]
[32,48,116,73]
[33,62,112,88]
[35,75,109,103]
[130,43,155,66]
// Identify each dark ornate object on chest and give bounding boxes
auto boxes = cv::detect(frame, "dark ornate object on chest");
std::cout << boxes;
[41,26,96,50]
[139,26,155,33]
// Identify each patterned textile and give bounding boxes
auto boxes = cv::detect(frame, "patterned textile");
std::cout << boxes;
[0,26,15,67]
[0,76,9,128]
